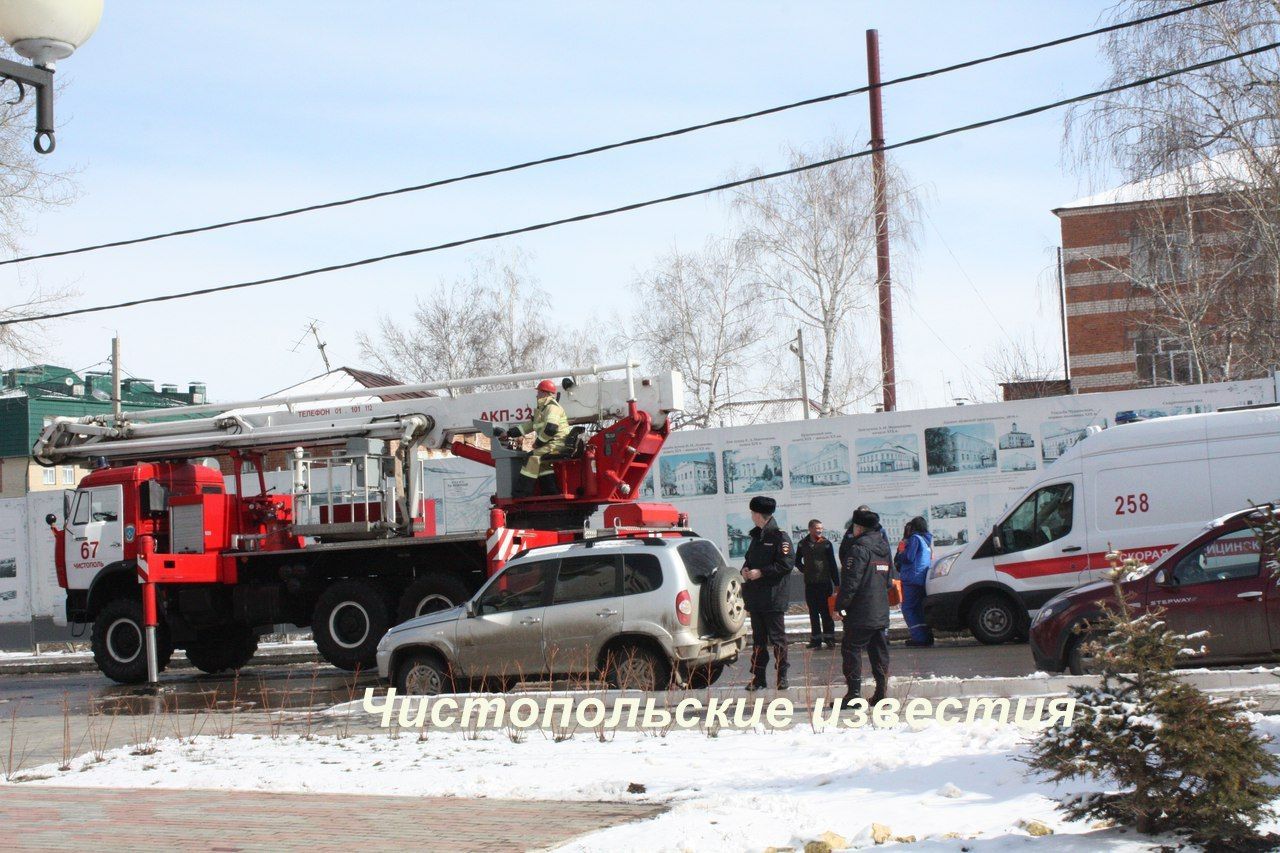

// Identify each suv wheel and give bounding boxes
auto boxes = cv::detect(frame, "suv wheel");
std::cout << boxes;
[604,644,671,691]
[1067,632,1100,675]
[397,651,453,695]
[312,580,391,671]
[702,569,746,637]
[967,593,1021,645]
[686,661,725,689]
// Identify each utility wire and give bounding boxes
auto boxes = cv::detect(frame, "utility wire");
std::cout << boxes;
[3,38,1274,328]
[922,207,1019,350]
[0,0,1229,268]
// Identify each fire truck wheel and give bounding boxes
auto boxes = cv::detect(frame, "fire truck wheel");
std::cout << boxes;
[184,625,258,675]
[91,597,174,685]
[702,569,746,638]
[396,574,470,625]
[313,580,392,671]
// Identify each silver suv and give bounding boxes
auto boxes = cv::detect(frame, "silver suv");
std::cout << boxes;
[376,535,747,694]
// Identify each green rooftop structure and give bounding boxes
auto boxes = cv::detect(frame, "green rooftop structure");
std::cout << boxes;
[0,364,208,498]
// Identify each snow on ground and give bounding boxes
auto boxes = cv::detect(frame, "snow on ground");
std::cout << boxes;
[0,638,316,663]
[13,712,1280,850]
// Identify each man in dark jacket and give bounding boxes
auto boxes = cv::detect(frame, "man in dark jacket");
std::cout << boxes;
[796,519,838,649]
[741,495,793,690]
[836,507,892,708]
[840,504,891,567]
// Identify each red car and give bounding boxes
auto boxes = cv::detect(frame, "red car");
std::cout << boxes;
[1030,508,1280,674]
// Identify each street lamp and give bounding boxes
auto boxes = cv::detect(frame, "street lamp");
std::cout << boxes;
[0,0,102,153]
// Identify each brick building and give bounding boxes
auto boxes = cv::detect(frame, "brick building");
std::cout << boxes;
[1053,151,1255,392]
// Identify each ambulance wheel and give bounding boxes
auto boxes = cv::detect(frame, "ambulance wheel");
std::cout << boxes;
[396,574,470,624]
[967,593,1020,645]
[184,625,258,675]
[91,597,173,685]
[313,580,392,672]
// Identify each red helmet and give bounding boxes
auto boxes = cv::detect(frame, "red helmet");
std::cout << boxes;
[536,379,556,394]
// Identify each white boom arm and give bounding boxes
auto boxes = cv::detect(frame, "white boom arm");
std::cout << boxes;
[33,363,684,466]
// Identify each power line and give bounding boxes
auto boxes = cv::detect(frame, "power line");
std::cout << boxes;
[0,0,1229,269]
[3,37,1274,329]
[922,207,1019,350]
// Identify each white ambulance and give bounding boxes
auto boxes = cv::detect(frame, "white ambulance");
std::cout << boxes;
[923,405,1280,644]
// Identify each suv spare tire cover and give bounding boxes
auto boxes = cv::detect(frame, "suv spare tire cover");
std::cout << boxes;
[703,568,746,637]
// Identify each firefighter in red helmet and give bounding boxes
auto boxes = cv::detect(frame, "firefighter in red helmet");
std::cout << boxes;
[507,379,570,497]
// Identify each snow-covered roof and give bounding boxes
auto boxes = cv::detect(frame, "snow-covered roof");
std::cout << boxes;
[225,366,428,417]
[704,397,824,428]
[1054,148,1267,212]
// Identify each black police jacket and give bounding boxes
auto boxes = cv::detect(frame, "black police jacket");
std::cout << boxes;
[839,524,890,566]
[796,536,838,589]
[836,529,892,629]
[741,517,793,613]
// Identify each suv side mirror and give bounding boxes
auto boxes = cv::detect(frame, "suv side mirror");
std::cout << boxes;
[1154,569,1174,586]
[465,600,477,618]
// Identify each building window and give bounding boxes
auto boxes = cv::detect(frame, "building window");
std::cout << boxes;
[1129,231,1191,285]
[61,465,75,485]
[1135,333,1199,385]
[42,467,56,486]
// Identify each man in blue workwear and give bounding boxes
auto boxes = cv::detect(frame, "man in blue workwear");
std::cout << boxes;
[896,515,934,647]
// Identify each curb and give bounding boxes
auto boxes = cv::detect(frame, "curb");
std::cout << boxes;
[0,645,321,676]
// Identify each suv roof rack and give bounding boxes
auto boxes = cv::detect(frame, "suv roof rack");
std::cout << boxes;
[507,527,698,562]
[1217,402,1280,413]
[581,528,698,548]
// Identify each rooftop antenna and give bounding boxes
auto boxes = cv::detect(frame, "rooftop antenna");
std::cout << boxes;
[291,320,331,373]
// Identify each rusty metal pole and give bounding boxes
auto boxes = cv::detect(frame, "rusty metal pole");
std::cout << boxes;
[866,29,896,412]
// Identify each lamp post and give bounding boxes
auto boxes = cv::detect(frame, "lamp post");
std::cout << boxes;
[0,0,102,153]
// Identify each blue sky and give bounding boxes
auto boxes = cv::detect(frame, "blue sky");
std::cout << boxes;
[7,1,1123,408]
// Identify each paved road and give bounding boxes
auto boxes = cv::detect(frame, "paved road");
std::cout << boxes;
[1,785,661,852]
[0,638,1036,721]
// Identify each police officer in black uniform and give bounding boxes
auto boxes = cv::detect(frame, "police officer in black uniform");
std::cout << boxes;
[836,507,893,708]
[741,495,794,690]
[796,519,838,649]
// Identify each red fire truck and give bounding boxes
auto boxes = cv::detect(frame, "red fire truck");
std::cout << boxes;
[34,363,683,683]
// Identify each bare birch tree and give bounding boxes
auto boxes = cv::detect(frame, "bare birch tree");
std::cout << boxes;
[965,331,1065,402]
[1066,0,1280,379]
[617,238,760,428]
[357,251,571,394]
[0,60,79,363]
[734,139,921,416]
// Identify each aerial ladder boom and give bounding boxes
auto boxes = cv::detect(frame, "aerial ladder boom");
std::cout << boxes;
[33,361,682,465]
[34,362,683,537]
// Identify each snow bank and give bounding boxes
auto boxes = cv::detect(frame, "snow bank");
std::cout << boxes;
[9,713,1254,850]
